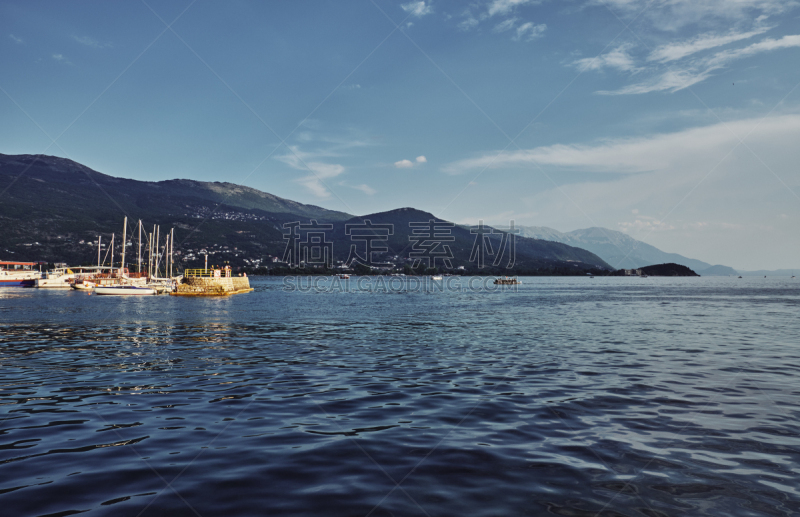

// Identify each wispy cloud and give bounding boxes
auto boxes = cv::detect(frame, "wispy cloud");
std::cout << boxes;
[443,114,800,174]
[513,22,546,41]
[487,0,539,17]
[353,184,376,195]
[574,43,639,72]
[277,146,346,198]
[51,53,73,65]
[401,1,433,17]
[493,17,519,33]
[72,35,112,49]
[600,33,800,95]
[458,0,544,42]
[8,34,23,44]
[594,0,791,31]
[647,26,771,63]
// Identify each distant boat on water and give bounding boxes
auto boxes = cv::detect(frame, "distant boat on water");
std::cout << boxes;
[494,276,520,285]
[431,275,443,281]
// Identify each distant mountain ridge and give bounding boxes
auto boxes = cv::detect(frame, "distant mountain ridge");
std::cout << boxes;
[517,225,733,274]
[0,153,610,272]
[0,153,352,221]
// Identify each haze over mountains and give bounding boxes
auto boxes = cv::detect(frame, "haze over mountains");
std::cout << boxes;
[517,226,738,276]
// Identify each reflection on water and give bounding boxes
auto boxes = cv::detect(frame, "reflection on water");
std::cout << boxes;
[1,277,799,516]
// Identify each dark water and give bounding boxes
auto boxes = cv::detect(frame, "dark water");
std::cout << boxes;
[1,277,799,517]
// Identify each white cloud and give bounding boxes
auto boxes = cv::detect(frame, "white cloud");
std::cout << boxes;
[416,155,427,163]
[493,17,519,33]
[458,15,480,31]
[513,22,546,41]
[72,35,111,49]
[618,216,675,232]
[277,146,346,198]
[594,0,792,31]
[600,68,713,95]
[8,34,23,44]
[647,27,771,63]
[51,53,73,65]
[395,159,414,168]
[599,33,800,95]
[401,1,432,17]
[487,0,538,17]
[574,43,639,72]
[354,184,377,195]
[458,0,544,41]
[443,114,800,175]
[705,33,800,68]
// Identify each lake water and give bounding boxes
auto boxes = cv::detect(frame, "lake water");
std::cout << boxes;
[1,276,799,516]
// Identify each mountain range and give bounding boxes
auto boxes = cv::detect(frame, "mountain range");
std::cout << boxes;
[0,153,610,273]
[3,153,773,275]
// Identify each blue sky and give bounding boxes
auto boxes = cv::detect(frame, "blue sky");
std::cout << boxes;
[2,0,799,269]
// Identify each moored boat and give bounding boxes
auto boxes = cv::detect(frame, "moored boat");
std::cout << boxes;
[94,285,157,296]
[36,267,76,288]
[0,261,40,287]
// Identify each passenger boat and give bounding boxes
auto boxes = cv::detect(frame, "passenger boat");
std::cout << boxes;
[94,285,156,296]
[0,261,40,287]
[430,275,443,281]
[494,276,520,285]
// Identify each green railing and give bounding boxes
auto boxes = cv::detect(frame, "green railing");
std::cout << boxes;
[184,269,213,278]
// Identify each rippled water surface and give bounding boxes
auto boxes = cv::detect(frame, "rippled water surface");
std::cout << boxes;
[1,277,799,516]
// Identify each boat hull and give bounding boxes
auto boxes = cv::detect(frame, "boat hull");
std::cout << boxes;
[94,286,156,296]
[0,279,36,287]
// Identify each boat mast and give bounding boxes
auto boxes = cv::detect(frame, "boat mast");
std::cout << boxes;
[164,226,168,278]
[148,232,152,278]
[97,236,101,267]
[121,217,127,275]
[170,228,174,278]
[155,225,160,278]
[110,234,115,273]
[138,220,142,274]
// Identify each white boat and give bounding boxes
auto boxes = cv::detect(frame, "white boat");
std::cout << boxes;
[36,267,76,288]
[0,261,40,287]
[72,280,96,290]
[430,275,443,281]
[94,285,156,296]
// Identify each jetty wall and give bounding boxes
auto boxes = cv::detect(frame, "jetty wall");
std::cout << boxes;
[174,276,251,295]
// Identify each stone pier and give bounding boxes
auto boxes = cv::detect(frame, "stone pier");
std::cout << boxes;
[172,272,252,296]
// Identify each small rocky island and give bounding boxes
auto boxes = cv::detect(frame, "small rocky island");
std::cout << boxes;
[612,263,700,277]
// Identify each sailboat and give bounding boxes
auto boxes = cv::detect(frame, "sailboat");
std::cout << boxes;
[94,217,156,296]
